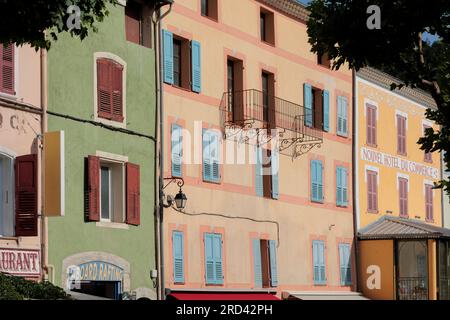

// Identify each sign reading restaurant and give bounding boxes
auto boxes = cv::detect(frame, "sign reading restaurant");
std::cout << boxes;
[361,147,439,179]
[0,248,40,276]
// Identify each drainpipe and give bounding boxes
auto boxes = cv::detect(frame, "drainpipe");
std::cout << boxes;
[40,47,49,282]
[153,2,172,301]
[351,68,361,292]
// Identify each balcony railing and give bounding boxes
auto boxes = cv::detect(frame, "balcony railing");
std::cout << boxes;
[397,277,428,300]
[220,89,323,144]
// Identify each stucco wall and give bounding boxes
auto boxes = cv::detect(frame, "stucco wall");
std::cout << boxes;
[46,3,156,296]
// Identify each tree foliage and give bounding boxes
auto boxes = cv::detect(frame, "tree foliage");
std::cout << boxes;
[306,0,450,194]
[0,0,117,49]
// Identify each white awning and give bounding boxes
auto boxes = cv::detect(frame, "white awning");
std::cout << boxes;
[282,291,369,300]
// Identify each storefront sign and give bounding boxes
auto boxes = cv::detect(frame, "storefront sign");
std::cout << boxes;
[361,147,439,179]
[0,248,40,276]
[78,261,124,281]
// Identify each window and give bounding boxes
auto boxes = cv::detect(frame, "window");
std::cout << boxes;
[398,177,408,218]
[338,243,352,286]
[162,30,202,93]
[96,58,124,122]
[204,233,223,285]
[172,231,185,283]
[397,115,407,155]
[255,147,279,199]
[125,0,151,47]
[87,156,140,225]
[0,154,38,237]
[253,239,278,288]
[171,124,183,177]
[337,96,348,137]
[0,43,15,95]
[367,170,378,213]
[317,51,331,68]
[201,0,218,20]
[227,58,244,122]
[311,160,324,203]
[202,130,220,183]
[336,167,348,207]
[366,104,377,146]
[304,84,330,132]
[312,240,326,285]
[425,184,434,221]
[262,72,276,128]
[424,125,433,163]
[260,9,275,45]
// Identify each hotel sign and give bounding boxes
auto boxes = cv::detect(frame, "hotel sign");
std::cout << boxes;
[0,248,40,276]
[361,147,439,179]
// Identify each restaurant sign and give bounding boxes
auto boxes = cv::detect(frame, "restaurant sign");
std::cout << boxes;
[0,248,40,276]
[361,147,439,179]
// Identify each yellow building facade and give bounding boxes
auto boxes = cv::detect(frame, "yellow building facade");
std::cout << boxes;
[355,68,450,300]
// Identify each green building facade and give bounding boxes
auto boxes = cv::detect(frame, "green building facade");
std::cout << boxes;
[45,1,157,299]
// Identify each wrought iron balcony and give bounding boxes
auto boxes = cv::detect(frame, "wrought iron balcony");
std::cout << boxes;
[397,277,428,300]
[220,89,323,157]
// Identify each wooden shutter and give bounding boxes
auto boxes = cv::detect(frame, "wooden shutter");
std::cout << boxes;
[268,240,278,287]
[342,168,348,206]
[255,147,264,197]
[111,62,124,122]
[97,59,112,118]
[323,90,330,132]
[87,156,100,221]
[399,178,408,217]
[0,44,15,95]
[339,96,348,136]
[204,233,215,284]
[211,132,220,183]
[339,243,351,286]
[367,171,378,212]
[313,240,326,284]
[172,231,185,283]
[202,130,212,182]
[15,154,38,237]
[126,162,140,226]
[191,40,201,93]
[311,160,318,202]
[125,2,141,45]
[252,239,263,288]
[213,234,223,284]
[171,124,183,177]
[336,167,343,206]
[163,30,174,84]
[426,185,433,220]
[317,161,324,201]
[271,149,279,199]
[397,115,407,154]
[304,83,313,127]
[367,105,377,146]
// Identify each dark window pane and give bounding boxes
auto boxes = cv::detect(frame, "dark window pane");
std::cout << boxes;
[101,166,110,220]
[173,39,182,87]
[260,13,266,41]
[201,0,208,16]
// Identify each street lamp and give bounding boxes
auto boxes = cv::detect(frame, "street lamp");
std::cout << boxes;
[174,188,187,210]
[163,177,187,210]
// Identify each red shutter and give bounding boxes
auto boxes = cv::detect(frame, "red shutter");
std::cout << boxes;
[15,154,38,237]
[125,3,141,44]
[399,178,408,217]
[87,156,100,222]
[367,171,378,212]
[397,116,406,155]
[126,163,140,226]
[426,185,433,221]
[0,44,15,95]
[111,63,124,122]
[97,59,112,119]
[366,105,376,146]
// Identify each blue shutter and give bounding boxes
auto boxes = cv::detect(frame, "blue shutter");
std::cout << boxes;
[323,90,330,132]
[342,168,348,206]
[342,97,348,136]
[268,240,278,287]
[204,233,215,284]
[172,231,184,283]
[304,83,313,127]
[171,124,182,177]
[162,30,174,85]
[191,40,201,93]
[313,240,326,285]
[317,161,324,202]
[337,96,343,135]
[339,243,351,285]
[311,160,318,201]
[312,241,320,284]
[202,130,212,182]
[213,234,223,284]
[255,147,264,197]
[211,132,220,183]
[336,167,342,206]
[271,149,279,199]
[253,239,262,288]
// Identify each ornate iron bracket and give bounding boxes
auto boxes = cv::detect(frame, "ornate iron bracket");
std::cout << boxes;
[163,177,184,190]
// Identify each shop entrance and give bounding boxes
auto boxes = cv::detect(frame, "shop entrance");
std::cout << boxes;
[71,281,122,300]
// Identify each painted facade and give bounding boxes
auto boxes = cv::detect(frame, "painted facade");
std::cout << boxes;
[161,0,356,299]
[44,1,157,299]
[355,68,450,300]
[0,44,42,280]
[443,155,450,228]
